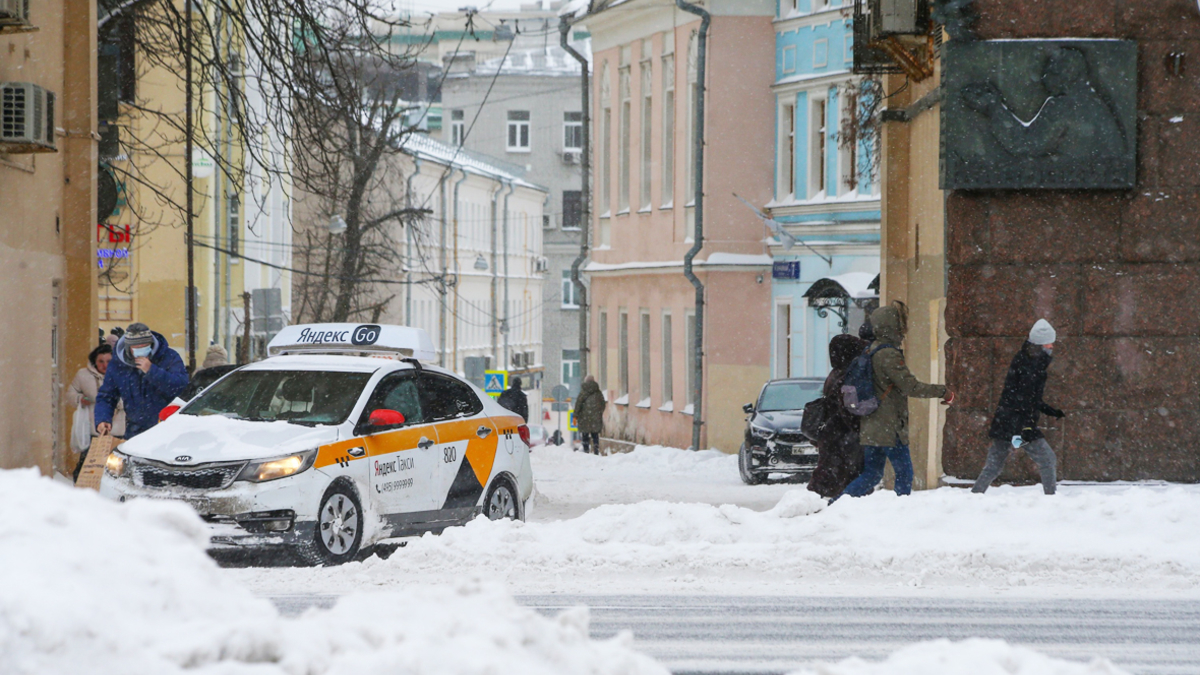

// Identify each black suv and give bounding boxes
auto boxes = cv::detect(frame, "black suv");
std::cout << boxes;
[738,378,824,485]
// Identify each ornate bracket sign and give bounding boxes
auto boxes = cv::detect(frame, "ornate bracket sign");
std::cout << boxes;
[941,39,1137,190]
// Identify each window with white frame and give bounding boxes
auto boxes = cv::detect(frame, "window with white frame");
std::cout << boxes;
[600,61,612,217]
[507,110,530,152]
[685,311,696,407]
[780,101,795,198]
[450,109,465,146]
[618,310,629,398]
[661,39,675,208]
[640,52,653,211]
[618,53,632,213]
[562,349,580,388]
[599,310,609,390]
[685,33,698,205]
[839,92,857,194]
[561,269,579,308]
[810,96,827,197]
[661,312,673,405]
[639,311,651,403]
[563,111,582,151]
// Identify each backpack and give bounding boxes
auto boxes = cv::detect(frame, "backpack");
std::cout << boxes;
[841,345,897,417]
[800,397,830,442]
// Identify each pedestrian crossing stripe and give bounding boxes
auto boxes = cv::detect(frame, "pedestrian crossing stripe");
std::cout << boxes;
[485,374,504,390]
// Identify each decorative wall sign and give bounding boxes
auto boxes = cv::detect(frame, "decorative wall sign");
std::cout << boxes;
[941,39,1137,190]
[772,260,801,280]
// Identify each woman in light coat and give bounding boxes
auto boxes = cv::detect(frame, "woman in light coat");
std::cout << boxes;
[68,344,125,479]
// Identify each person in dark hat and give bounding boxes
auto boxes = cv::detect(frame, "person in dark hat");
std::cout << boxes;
[95,322,189,439]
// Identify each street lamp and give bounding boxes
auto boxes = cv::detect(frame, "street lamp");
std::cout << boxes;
[329,214,347,234]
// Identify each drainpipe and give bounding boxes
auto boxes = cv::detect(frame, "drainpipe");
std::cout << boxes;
[677,0,709,452]
[452,168,469,372]
[439,172,450,366]
[501,180,515,374]
[406,157,423,326]
[561,18,590,380]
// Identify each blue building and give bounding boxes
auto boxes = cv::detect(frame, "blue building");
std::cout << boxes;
[767,0,881,379]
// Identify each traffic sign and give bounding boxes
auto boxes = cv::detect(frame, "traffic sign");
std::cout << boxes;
[484,370,508,397]
[568,409,577,432]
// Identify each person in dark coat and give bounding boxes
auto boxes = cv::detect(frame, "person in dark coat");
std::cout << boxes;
[496,376,529,422]
[972,319,1064,495]
[95,322,189,439]
[807,334,868,499]
[574,375,606,455]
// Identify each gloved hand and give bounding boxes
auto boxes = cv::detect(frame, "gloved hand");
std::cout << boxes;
[1020,428,1039,443]
[1045,407,1065,419]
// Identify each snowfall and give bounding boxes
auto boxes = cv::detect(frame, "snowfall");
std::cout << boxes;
[3,442,1195,673]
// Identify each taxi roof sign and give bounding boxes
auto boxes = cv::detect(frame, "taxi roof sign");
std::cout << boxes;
[267,324,437,361]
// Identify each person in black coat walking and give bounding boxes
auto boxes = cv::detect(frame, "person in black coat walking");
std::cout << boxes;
[497,376,529,422]
[807,334,868,499]
[972,319,1065,495]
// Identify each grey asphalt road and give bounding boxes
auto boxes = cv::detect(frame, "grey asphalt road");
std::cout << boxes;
[269,594,1200,674]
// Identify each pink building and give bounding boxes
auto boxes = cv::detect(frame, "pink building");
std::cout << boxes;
[579,0,778,452]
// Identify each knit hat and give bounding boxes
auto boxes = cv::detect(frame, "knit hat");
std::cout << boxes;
[1028,319,1056,346]
[124,322,154,348]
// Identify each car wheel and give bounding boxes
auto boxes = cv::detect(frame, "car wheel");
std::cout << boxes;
[484,478,521,521]
[739,443,766,485]
[295,481,364,566]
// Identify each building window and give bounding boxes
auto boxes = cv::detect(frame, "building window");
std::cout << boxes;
[228,193,240,260]
[599,310,609,390]
[618,60,631,213]
[780,101,795,197]
[507,110,530,152]
[562,349,581,389]
[685,33,699,205]
[600,61,612,217]
[782,45,797,74]
[775,302,792,379]
[661,312,673,405]
[640,57,653,211]
[685,311,696,407]
[840,92,857,194]
[639,311,651,404]
[618,310,629,399]
[561,270,579,308]
[562,190,582,230]
[810,97,827,197]
[661,45,675,209]
[564,111,582,151]
[451,109,465,146]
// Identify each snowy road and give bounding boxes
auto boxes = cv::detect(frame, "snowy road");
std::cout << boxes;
[270,594,1200,675]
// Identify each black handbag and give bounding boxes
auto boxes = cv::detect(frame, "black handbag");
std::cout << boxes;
[801,397,830,442]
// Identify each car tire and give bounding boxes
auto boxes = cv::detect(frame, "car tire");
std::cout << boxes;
[739,443,766,485]
[483,477,522,521]
[295,481,364,567]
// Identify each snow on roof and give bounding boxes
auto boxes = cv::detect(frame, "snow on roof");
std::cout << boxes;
[822,271,879,299]
[475,44,589,77]
[400,134,548,192]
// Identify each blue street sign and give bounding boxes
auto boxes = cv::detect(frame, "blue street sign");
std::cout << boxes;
[772,260,801,280]
[484,370,508,397]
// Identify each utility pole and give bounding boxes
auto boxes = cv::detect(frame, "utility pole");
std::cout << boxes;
[677,0,709,452]
[561,19,590,380]
[240,291,251,364]
[184,0,197,371]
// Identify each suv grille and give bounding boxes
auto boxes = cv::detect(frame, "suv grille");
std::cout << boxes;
[131,459,246,490]
[775,430,810,446]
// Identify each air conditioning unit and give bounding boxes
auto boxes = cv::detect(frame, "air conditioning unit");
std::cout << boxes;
[0,0,30,27]
[1,82,56,153]
[511,352,525,368]
[562,150,580,164]
[534,256,549,273]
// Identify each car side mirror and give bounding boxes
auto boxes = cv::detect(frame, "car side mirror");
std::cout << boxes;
[368,409,405,427]
[743,403,755,414]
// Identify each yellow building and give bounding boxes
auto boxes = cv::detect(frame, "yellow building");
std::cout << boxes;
[0,0,99,473]
[97,3,291,366]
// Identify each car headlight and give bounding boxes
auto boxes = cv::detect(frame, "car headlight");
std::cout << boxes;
[750,423,775,440]
[236,450,317,483]
[104,450,128,478]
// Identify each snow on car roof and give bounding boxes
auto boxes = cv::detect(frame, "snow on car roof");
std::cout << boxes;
[241,354,403,373]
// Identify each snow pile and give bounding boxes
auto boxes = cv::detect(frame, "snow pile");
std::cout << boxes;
[240,475,1200,596]
[789,639,1129,675]
[0,469,666,675]
[531,444,797,518]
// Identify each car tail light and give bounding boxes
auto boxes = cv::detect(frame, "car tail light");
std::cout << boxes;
[159,405,181,422]
[517,424,531,446]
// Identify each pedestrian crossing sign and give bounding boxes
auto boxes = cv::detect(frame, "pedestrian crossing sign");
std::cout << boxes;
[484,370,508,397]
[568,409,577,432]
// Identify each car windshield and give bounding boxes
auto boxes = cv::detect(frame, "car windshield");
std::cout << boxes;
[182,370,373,426]
[758,381,823,412]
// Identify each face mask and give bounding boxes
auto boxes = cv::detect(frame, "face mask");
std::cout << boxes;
[132,346,152,359]
[1043,346,1054,356]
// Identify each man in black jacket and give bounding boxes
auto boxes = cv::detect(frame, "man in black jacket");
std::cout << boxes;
[972,319,1064,495]
[497,376,529,422]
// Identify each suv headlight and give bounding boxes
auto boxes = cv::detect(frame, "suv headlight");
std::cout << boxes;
[236,450,317,483]
[750,422,775,440]
[104,450,128,478]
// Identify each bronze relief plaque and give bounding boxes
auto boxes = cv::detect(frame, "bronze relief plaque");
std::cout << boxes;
[941,39,1137,190]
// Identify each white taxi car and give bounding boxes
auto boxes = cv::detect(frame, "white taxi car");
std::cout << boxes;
[99,324,533,566]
